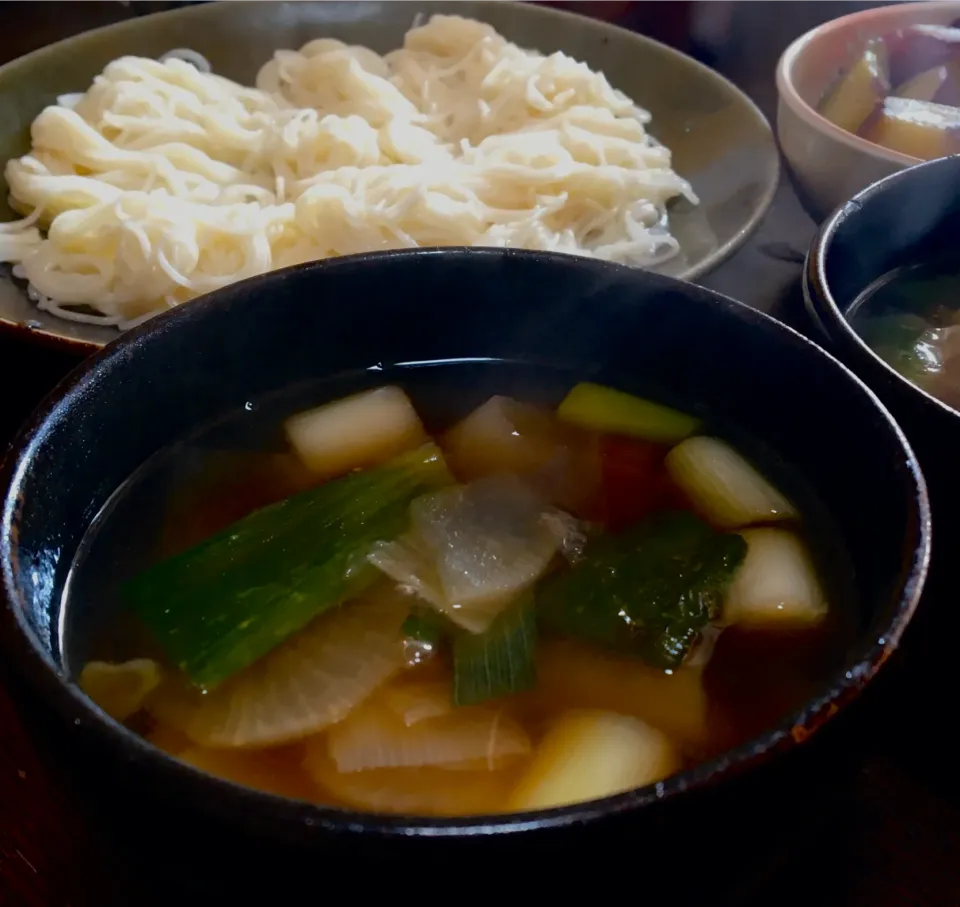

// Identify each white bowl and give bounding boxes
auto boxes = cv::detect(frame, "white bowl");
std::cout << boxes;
[776,0,960,222]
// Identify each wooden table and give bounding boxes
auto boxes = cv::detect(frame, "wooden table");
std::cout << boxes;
[2,3,959,905]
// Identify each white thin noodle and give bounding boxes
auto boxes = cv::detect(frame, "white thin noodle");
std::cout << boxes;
[0,15,697,329]
[159,48,212,73]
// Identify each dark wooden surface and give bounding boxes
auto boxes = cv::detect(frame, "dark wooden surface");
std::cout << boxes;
[2,3,960,905]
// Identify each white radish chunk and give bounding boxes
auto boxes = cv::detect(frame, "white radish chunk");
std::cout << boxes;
[305,752,515,816]
[284,386,426,478]
[323,698,531,773]
[367,533,446,611]
[381,681,454,727]
[78,658,162,722]
[408,475,570,633]
[178,594,409,748]
[724,529,828,628]
[444,395,568,479]
[507,710,680,811]
[665,436,796,529]
[442,395,601,512]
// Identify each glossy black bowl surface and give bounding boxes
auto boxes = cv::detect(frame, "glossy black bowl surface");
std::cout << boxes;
[0,248,929,893]
[804,154,960,435]
[804,155,960,563]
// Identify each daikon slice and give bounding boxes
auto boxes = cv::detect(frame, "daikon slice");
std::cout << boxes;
[381,681,454,726]
[507,710,680,811]
[78,658,162,722]
[724,529,828,628]
[409,475,568,633]
[324,698,531,772]
[182,594,408,748]
[442,395,601,513]
[665,436,796,529]
[367,533,446,610]
[284,386,427,478]
[306,753,514,816]
[443,396,569,479]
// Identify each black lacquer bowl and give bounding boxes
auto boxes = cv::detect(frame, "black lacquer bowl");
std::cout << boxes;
[804,156,960,798]
[0,249,929,901]
[804,155,960,519]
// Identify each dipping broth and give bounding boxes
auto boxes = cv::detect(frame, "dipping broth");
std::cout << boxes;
[849,261,960,410]
[66,362,849,817]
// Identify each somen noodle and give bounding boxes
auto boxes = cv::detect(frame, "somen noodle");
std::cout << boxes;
[0,15,696,328]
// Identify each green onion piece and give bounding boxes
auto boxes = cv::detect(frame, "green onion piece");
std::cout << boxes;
[556,382,700,444]
[453,596,537,707]
[126,443,453,690]
[537,511,746,669]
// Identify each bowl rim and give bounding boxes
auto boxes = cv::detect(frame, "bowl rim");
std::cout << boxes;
[0,247,931,839]
[0,0,779,354]
[775,0,960,168]
[804,153,960,422]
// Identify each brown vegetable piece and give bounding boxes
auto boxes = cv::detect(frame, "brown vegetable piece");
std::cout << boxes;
[861,95,960,159]
[820,40,890,133]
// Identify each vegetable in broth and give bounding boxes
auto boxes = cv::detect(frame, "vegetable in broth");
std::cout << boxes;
[850,261,960,410]
[73,373,842,817]
[536,512,746,668]
[126,443,452,690]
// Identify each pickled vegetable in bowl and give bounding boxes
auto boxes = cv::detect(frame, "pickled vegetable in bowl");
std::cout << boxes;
[69,363,846,818]
[818,21,960,159]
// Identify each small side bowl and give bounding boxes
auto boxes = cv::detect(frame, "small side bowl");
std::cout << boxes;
[776,1,960,222]
[1,249,929,892]
[805,154,960,511]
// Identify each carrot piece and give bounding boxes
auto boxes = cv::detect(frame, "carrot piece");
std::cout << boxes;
[584,436,692,531]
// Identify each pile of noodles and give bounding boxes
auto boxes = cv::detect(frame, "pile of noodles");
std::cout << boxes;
[0,14,696,328]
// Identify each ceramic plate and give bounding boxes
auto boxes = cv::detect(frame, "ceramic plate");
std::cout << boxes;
[0,0,779,352]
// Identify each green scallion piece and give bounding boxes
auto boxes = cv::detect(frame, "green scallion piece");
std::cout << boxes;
[536,510,746,669]
[125,443,453,690]
[452,597,537,707]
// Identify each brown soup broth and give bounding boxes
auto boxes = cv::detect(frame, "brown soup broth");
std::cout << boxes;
[62,360,854,812]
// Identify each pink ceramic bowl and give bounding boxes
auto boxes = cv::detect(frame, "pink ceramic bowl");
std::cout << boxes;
[776,0,960,222]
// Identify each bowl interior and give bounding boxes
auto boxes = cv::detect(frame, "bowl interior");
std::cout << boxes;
[1,248,928,833]
[0,0,777,350]
[779,1,960,164]
[810,155,960,413]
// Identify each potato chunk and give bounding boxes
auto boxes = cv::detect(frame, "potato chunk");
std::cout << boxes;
[507,710,679,811]
[724,529,828,628]
[285,386,426,478]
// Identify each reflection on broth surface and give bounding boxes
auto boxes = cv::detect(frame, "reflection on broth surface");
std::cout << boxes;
[850,261,960,411]
[64,362,850,817]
